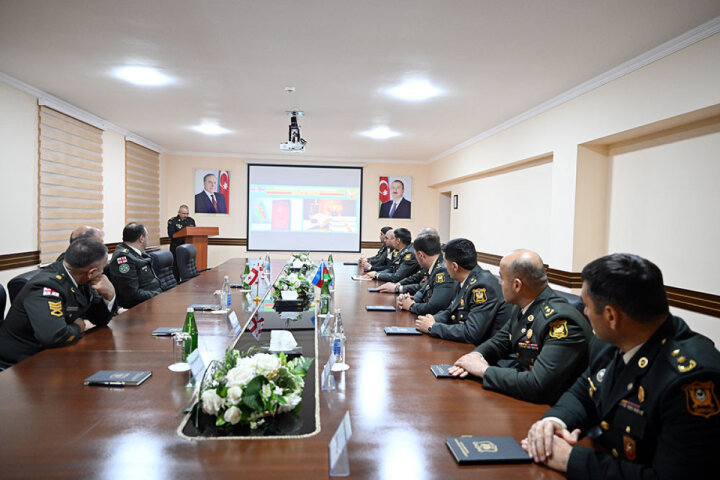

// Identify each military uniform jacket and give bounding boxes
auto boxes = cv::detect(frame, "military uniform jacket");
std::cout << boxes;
[0,261,115,368]
[108,243,162,309]
[408,255,455,316]
[544,315,720,479]
[474,285,592,404]
[368,249,396,272]
[430,265,510,345]
[398,266,428,294]
[366,244,388,264]
[376,245,420,283]
[167,215,196,250]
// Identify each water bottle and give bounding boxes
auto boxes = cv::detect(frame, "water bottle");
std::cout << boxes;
[320,280,330,315]
[331,309,348,371]
[264,252,271,279]
[222,275,231,307]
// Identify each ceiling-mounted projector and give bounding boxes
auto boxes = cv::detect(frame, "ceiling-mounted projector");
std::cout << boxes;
[280,110,307,152]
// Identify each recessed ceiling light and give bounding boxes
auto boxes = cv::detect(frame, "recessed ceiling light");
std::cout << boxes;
[191,122,231,136]
[361,126,400,140]
[112,66,173,86]
[385,79,443,101]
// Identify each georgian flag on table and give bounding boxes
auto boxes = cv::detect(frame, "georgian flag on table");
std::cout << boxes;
[248,316,264,340]
[246,264,260,286]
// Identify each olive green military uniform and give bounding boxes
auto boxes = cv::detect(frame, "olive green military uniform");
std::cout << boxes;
[543,315,720,479]
[366,243,388,264]
[368,248,396,272]
[108,243,162,309]
[429,265,510,345]
[397,267,428,294]
[474,285,592,404]
[408,254,455,316]
[167,214,196,279]
[0,261,115,368]
[376,245,420,283]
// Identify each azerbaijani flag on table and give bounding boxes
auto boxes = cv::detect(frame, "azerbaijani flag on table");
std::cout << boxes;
[311,261,331,288]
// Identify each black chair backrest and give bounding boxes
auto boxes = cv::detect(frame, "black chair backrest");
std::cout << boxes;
[176,244,199,282]
[148,249,178,291]
[8,269,42,304]
[0,283,6,324]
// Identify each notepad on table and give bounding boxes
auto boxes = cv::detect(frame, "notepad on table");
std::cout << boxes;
[367,287,380,292]
[151,327,182,336]
[343,261,359,266]
[445,436,532,464]
[366,305,395,312]
[351,275,371,281]
[84,370,152,387]
[430,365,457,378]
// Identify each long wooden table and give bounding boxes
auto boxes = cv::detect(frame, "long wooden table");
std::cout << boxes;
[0,260,566,479]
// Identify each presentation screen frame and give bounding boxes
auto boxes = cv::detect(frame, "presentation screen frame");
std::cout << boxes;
[246,163,363,252]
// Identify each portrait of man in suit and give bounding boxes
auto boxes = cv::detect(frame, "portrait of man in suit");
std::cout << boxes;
[379,177,411,219]
[194,171,229,214]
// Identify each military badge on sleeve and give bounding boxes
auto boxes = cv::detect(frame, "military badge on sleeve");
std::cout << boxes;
[404,253,411,261]
[548,320,568,339]
[682,380,720,418]
[48,300,63,317]
[42,288,60,297]
[622,435,637,461]
[435,272,445,283]
[472,288,487,303]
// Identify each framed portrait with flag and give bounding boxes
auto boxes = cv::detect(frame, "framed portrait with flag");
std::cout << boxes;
[378,176,412,219]
[194,169,230,214]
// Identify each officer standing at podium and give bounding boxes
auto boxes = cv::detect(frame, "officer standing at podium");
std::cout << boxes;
[167,204,195,279]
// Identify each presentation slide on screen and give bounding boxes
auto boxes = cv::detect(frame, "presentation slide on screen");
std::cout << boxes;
[247,165,362,252]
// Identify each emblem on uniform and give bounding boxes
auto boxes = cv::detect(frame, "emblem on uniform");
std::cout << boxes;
[548,320,568,339]
[527,314,534,322]
[404,253,411,261]
[682,380,720,418]
[526,329,533,339]
[117,256,127,264]
[638,386,645,403]
[119,264,130,274]
[435,272,445,283]
[460,298,464,307]
[543,305,555,317]
[622,435,637,461]
[469,277,477,285]
[472,288,487,303]
[42,288,60,297]
[588,377,597,398]
[638,357,648,368]
[473,440,498,453]
[597,368,606,383]
[55,275,62,279]
[48,300,63,317]
[176,223,182,229]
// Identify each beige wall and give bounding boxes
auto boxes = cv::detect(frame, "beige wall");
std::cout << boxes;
[102,130,126,243]
[0,82,38,255]
[160,155,436,267]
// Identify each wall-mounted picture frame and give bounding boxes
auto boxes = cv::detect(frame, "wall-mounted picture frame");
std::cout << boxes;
[378,176,412,219]
[194,169,230,214]
[453,194,458,209]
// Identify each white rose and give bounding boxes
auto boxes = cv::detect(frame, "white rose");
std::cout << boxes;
[226,386,243,405]
[223,406,242,425]
[226,362,256,387]
[287,273,298,283]
[254,353,281,376]
[201,389,224,416]
[277,390,302,413]
[261,383,273,400]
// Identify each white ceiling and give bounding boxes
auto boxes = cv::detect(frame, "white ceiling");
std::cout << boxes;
[1,0,719,162]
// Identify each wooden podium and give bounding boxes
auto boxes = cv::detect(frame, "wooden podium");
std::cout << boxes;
[173,226,219,271]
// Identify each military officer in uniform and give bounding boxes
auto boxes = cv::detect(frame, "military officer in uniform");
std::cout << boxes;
[397,233,454,315]
[523,253,720,478]
[364,230,397,272]
[363,228,419,283]
[415,238,510,345]
[450,249,592,404]
[108,222,162,309]
[55,225,104,263]
[359,226,392,269]
[0,239,117,369]
[378,227,441,294]
[167,204,196,279]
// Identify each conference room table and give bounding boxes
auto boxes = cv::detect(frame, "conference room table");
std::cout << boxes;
[0,259,571,479]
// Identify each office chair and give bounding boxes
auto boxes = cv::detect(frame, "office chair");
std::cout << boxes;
[147,250,178,291]
[8,270,41,304]
[176,244,200,282]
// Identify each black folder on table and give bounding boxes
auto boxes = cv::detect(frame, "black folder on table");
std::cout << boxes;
[384,326,422,335]
[367,287,380,292]
[343,261,359,265]
[430,365,457,378]
[366,305,395,312]
[84,370,152,387]
[446,436,532,464]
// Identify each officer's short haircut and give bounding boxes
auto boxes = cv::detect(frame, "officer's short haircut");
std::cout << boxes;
[443,238,477,270]
[65,239,108,269]
[69,227,100,244]
[413,234,441,256]
[581,253,669,323]
[392,179,404,189]
[203,173,217,182]
[179,204,189,211]
[508,253,548,291]
[380,226,393,234]
[122,222,146,243]
[393,228,412,246]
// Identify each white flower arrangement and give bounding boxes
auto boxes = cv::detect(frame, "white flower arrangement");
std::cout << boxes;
[199,350,313,428]
[284,252,316,273]
[272,271,313,301]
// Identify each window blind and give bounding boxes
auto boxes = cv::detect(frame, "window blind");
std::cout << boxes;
[125,141,160,247]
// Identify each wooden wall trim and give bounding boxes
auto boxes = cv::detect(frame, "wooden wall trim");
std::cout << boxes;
[0,251,41,270]
[161,237,380,249]
[361,241,383,249]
